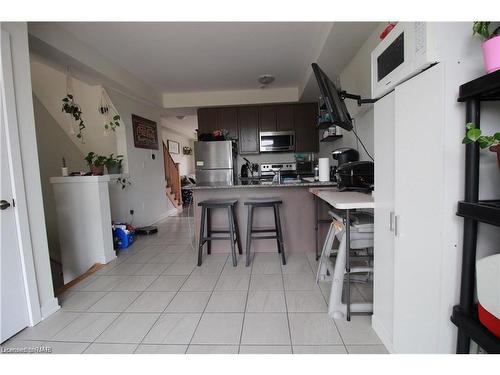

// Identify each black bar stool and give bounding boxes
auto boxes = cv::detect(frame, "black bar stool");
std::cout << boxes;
[244,198,286,267]
[197,199,242,267]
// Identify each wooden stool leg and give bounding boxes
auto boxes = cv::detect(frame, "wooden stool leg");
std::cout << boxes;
[206,208,212,255]
[228,206,237,267]
[245,205,253,267]
[275,204,286,265]
[198,206,207,266]
[232,205,243,255]
[273,204,281,253]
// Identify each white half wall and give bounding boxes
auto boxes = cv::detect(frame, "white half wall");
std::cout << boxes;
[32,94,87,266]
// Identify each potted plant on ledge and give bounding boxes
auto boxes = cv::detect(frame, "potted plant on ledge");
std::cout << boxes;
[473,22,500,74]
[105,154,124,175]
[463,122,500,169]
[84,152,107,175]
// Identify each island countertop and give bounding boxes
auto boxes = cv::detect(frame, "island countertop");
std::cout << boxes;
[187,180,337,190]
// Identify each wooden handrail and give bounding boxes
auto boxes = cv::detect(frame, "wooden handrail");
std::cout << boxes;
[163,142,182,205]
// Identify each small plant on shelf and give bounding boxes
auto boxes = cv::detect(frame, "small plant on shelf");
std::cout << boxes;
[62,94,85,140]
[84,152,107,175]
[463,122,500,168]
[105,154,124,174]
[473,22,500,73]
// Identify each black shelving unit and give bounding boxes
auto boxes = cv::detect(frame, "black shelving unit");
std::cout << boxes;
[320,135,343,142]
[452,70,500,354]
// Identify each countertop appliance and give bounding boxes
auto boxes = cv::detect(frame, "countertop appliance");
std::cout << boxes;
[371,22,439,99]
[331,148,359,166]
[259,131,295,152]
[194,141,237,185]
[336,161,374,191]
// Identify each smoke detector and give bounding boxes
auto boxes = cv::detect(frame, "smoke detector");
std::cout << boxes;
[258,74,275,88]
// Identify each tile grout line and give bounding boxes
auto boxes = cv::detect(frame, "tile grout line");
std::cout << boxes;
[88,273,163,348]
[237,253,255,354]
[185,253,230,353]
[133,237,200,353]
[280,255,294,354]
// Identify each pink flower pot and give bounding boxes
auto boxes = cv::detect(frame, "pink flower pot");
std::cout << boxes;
[482,35,500,74]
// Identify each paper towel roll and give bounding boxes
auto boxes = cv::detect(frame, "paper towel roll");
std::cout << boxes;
[318,158,330,182]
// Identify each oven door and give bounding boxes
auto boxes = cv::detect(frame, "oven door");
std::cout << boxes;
[259,131,295,152]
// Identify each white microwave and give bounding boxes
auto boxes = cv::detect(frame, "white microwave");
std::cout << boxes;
[371,22,439,99]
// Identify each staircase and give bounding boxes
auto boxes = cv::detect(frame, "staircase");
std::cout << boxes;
[163,142,183,212]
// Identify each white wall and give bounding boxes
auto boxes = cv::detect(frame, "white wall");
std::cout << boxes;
[30,59,121,161]
[107,89,175,226]
[28,23,161,107]
[161,128,195,176]
[1,22,59,319]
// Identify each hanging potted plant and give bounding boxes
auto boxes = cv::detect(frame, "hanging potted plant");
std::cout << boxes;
[462,122,500,169]
[99,92,121,132]
[62,94,86,140]
[84,152,107,175]
[473,22,500,74]
[105,154,124,175]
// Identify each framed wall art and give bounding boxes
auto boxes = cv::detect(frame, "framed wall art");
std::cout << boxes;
[132,114,158,150]
[167,140,180,154]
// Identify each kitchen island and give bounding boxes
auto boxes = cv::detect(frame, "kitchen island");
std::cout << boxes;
[188,180,336,255]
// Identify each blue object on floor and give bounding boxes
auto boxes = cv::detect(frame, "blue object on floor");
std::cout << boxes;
[113,226,135,249]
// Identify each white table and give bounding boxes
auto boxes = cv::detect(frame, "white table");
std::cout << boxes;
[309,187,374,320]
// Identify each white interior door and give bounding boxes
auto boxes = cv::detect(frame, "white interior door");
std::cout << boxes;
[0,30,30,343]
[373,91,396,349]
[393,63,445,353]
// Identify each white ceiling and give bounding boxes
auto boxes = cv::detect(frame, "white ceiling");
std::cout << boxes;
[56,22,332,93]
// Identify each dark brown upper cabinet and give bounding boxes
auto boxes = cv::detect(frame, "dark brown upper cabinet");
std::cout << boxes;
[294,103,318,153]
[197,107,218,134]
[258,106,277,132]
[238,106,260,154]
[276,104,294,131]
[217,107,238,140]
[198,102,317,154]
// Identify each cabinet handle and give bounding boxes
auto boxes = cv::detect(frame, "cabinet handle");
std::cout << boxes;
[389,211,395,231]
[394,215,400,237]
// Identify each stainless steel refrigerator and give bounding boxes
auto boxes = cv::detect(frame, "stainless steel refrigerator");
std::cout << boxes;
[194,141,236,186]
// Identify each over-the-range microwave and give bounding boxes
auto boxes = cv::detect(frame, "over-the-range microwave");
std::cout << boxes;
[371,22,439,99]
[259,131,295,152]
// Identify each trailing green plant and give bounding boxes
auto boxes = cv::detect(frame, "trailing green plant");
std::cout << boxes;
[116,177,131,190]
[462,122,500,149]
[105,154,124,169]
[104,114,121,131]
[473,22,500,41]
[84,152,107,167]
[62,94,85,140]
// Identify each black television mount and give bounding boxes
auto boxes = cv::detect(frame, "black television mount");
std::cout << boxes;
[340,91,378,106]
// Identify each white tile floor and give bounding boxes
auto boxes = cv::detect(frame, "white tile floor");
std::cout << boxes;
[2,215,387,354]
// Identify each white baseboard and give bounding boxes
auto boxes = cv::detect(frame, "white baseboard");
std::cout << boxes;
[371,314,394,353]
[142,208,178,227]
[40,297,60,321]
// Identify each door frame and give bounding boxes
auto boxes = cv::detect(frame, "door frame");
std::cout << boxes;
[1,29,42,327]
